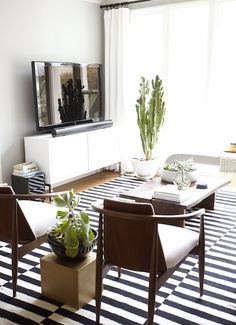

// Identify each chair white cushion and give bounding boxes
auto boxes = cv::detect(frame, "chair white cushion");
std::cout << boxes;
[159,224,199,268]
[18,200,57,238]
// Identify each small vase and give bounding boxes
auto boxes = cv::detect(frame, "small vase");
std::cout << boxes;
[174,170,191,190]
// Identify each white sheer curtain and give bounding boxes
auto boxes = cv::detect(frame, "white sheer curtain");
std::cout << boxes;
[104,0,236,171]
[104,8,137,171]
[128,0,236,164]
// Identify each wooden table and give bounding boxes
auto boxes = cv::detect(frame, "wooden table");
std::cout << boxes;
[120,176,230,226]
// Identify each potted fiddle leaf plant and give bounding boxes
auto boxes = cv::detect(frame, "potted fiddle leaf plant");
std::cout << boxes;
[47,190,97,259]
[132,75,166,180]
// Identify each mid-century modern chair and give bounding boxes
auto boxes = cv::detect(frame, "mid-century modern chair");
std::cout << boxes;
[165,153,220,177]
[0,185,66,297]
[165,153,220,165]
[93,199,205,325]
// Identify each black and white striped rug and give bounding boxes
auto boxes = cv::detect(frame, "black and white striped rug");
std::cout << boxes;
[0,175,235,324]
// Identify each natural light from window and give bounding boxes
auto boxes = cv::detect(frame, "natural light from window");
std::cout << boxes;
[128,0,236,162]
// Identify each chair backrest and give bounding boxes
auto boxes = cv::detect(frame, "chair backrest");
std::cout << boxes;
[0,186,35,242]
[166,153,220,166]
[102,199,166,272]
[165,153,221,177]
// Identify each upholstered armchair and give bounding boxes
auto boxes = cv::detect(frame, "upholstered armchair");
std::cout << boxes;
[0,185,66,297]
[93,199,205,325]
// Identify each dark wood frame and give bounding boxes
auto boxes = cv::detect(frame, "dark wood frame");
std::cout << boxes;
[93,199,205,325]
[0,186,67,297]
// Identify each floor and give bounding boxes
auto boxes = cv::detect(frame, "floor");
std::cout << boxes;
[2,176,235,324]
[54,170,119,193]
[53,168,236,195]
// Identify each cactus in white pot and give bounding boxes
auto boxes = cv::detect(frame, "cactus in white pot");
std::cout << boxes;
[136,75,166,161]
[132,75,166,179]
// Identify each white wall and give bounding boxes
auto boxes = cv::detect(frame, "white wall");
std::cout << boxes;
[0,0,103,184]
[0,154,2,183]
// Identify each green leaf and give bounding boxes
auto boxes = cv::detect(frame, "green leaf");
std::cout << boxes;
[63,192,70,202]
[80,211,89,224]
[56,210,68,219]
[89,229,95,241]
[59,219,70,234]
[54,196,67,207]
[65,246,79,258]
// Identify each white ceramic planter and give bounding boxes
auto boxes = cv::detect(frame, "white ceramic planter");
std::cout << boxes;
[132,158,158,180]
[160,168,198,183]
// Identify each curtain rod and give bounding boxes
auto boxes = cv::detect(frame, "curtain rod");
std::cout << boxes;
[100,0,152,9]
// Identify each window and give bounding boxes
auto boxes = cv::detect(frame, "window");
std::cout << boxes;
[128,0,236,159]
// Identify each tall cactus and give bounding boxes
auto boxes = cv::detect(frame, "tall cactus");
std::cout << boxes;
[136,75,166,160]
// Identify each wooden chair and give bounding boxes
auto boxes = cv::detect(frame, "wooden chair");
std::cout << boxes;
[165,153,220,177]
[165,153,220,166]
[93,199,205,325]
[0,185,66,297]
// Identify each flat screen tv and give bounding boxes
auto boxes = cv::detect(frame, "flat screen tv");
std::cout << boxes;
[31,61,104,132]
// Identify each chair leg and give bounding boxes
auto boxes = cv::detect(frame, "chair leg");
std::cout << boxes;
[118,267,121,278]
[199,215,205,296]
[95,278,102,324]
[95,255,103,324]
[147,272,157,325]
[11,244,18,297]
[199,250,205,296]
[12,199,19,298]
[96,214,103,324]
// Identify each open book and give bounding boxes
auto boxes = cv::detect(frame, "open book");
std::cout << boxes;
[153,184,195,203]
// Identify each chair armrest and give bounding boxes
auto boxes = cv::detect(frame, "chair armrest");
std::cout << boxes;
[0,191,68,200]
[155,208,205,222]
[92,199,205,219]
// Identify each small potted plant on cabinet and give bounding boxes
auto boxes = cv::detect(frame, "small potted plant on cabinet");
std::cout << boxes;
[132,75,166,180]
[47,190,97,259]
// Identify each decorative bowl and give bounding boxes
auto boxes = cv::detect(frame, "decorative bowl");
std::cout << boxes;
[47,228,98,260]
[160,168,198,183]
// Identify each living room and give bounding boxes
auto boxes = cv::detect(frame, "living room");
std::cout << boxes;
[0,0,236,324]
[1,0,236,187]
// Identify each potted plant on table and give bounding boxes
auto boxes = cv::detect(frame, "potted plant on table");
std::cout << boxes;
[47,190,97,259]
[132,75,166,180]
[161,159,198,189]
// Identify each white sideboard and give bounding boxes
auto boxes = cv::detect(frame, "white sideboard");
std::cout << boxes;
[24,126,120,186]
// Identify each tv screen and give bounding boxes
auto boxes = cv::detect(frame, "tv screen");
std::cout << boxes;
[31,61,104,132]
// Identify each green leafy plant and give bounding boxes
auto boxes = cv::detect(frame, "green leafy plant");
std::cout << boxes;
[136,75,166,160]
[48,190,95,258]
[164,159,196,172]
[163,159,196,190]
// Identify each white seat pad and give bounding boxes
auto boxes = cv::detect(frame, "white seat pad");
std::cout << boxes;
[18,200,57,238]
[159,224,199,268]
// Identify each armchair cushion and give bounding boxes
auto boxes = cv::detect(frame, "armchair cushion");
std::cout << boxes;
[159,224,199,268]
[18,200,57,238]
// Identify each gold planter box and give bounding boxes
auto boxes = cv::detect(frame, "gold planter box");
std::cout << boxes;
[40,252,96,309]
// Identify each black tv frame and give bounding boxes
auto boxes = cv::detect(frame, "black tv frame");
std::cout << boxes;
[31,61,105,133]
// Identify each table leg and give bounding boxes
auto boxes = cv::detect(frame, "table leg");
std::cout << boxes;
[196,193,215,210]
[151,199,185,227]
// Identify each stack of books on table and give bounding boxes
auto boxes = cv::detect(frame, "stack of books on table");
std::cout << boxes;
[224,143,236,153]
[153,185,194,203]
[13,162,41,178]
